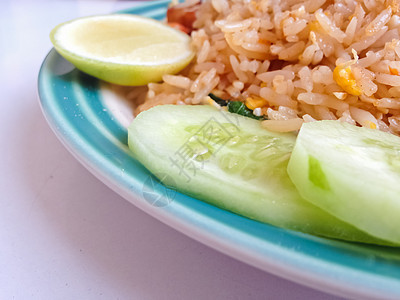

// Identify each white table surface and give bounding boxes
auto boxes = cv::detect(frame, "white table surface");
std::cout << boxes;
[0,1,344,299]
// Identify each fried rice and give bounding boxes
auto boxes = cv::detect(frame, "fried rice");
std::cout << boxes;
[132,0,400,135]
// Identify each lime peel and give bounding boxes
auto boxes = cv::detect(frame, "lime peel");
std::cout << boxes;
[50,14,194,86]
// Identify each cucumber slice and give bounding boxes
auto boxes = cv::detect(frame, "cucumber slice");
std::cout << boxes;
[287,120,400,244]
[128,105,391,245]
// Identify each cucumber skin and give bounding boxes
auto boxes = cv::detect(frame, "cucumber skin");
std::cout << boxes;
[128,105,394,245]
[287,120,400,244]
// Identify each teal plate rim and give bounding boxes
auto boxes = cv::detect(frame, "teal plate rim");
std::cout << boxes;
[38,1,400,299]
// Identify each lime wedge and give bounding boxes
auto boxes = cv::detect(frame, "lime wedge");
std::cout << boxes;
[50,14,194,86]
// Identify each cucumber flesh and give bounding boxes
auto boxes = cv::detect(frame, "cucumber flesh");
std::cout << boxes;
[287,120,400,244]
[128,105,392,245]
